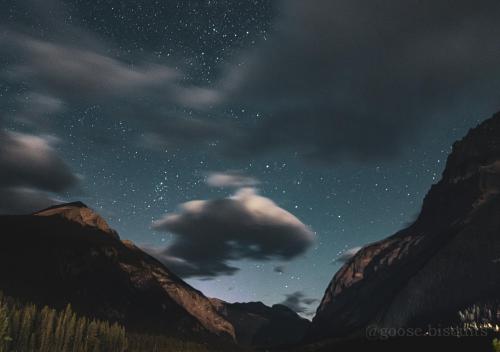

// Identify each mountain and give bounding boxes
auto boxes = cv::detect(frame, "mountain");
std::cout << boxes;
[307,112,500,341]
[34,201,119,238]
[210,298,310,347]
[0,202,235,342]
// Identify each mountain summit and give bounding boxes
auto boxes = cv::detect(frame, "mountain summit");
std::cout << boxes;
[308,112,500,341]
[34,201,119,238]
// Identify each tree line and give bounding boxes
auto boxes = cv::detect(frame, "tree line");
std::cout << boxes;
[0,291,213,352]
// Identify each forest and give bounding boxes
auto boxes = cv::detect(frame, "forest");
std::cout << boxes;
[0,292,214,352]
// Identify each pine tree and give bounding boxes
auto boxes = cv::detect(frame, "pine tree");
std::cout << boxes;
[41,306,57,352]
[10,307,21,344]
[72,316,86,352]
[18,304,36,351]
[62,307,77,352]
[0,301,10,352]
[86,320,99,352]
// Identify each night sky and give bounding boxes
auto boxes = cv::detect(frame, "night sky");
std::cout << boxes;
[2,0,500,317]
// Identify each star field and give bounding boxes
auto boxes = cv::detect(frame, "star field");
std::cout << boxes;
[1,0,499,317]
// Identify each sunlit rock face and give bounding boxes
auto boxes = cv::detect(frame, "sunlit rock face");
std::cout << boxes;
[308,112,500,341]
[34,202,119,238]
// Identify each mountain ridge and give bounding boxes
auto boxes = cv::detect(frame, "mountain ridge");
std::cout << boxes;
[0,204,236,342]
[210,298,310,347]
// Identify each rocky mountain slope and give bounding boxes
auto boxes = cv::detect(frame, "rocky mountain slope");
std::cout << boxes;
[34,201,119,237]
[0,202,235,342]
[210,298,310,347]
[308,112,500,341]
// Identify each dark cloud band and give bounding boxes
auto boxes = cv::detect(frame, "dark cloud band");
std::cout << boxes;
[213,0,500,161]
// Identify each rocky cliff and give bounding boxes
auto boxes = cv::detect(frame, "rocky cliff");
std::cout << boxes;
[0,202,235,342]
[308,112,500,340]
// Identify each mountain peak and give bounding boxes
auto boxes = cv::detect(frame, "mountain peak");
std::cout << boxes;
[34,201,118,238]
[36,201,89,211]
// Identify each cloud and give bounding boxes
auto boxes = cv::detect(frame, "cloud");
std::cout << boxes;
[0,187,60,215]
[148,187,314,278]
[206,171,260,188]
[335,246,362,264]
[0,29,228,148]
[279,291,319,315]
[273,265,285,274]
[212,0,500,161]
[137,111,236,150]
[0,131,78,192]
[2,32,180,103]
[0,130,78,214]
[8,0,498,163]
[13,92,64,126]
[1,4,229,151]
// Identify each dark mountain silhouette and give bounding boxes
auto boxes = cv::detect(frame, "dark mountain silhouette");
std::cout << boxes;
[307,112,500,341]
[0,202,235,342]
[210,298,310,348]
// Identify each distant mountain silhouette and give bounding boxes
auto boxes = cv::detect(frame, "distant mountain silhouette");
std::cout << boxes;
[307,112,500,341]
[210,298,310,347]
